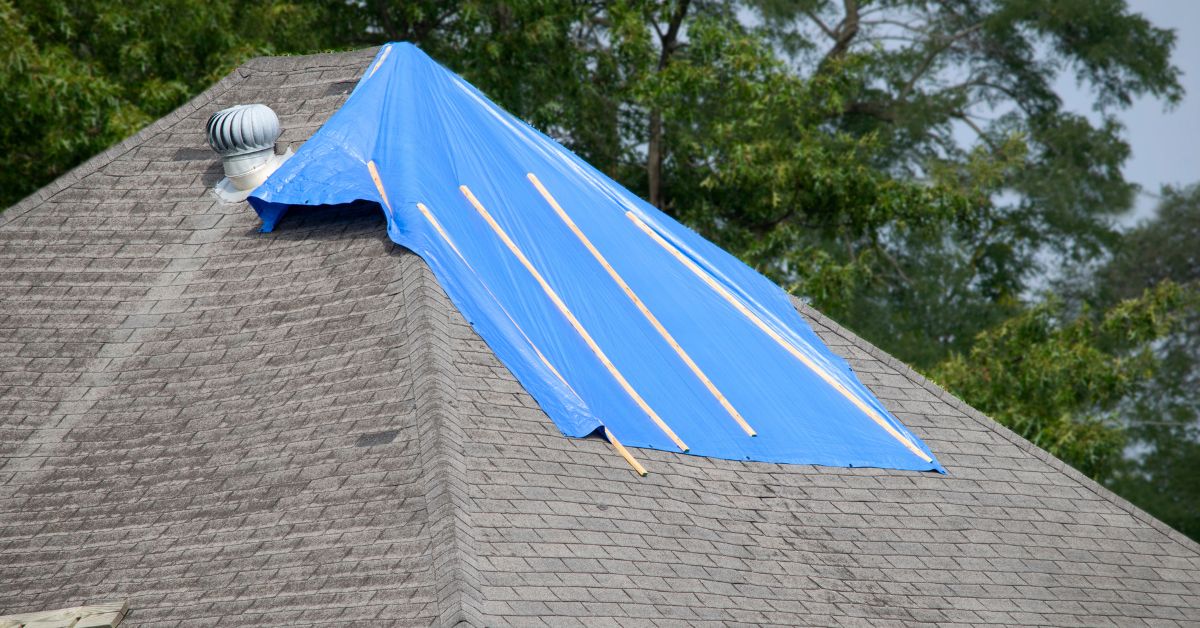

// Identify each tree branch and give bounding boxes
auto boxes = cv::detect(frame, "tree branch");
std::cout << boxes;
[898,22,983,100]
[658,0,690,69]
[882,246,915,286]
[953,110,998,152]
[821,0,861,66]
[803,9,836,39]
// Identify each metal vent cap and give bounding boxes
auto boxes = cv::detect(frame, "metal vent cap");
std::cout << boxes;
[206,104,280,157]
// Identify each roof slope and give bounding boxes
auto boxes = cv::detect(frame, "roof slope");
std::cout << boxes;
[1,48,1198,627]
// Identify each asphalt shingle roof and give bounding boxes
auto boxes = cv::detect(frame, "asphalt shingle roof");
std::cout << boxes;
[2,48,1198,627]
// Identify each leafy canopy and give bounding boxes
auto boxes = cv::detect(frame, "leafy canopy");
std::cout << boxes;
[931,281,1185,479]
[0,0,360,208]
[1090,186,1200,540]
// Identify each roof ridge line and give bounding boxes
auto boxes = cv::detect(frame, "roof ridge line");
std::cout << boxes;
[0,60,251,227]
[795,299,1200,555]
[240,46,382,74]
[400,250,485,626]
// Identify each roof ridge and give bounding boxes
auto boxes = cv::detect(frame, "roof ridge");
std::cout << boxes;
[795,299,1200,555]
[0,61,251,227]
[399,249,485,625]
[240,46,382,75]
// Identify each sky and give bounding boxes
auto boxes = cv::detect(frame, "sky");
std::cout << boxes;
[1063,1,1200,227]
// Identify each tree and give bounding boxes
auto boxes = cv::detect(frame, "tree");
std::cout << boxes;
[930,281,1186,480]
[1,0,137,206]
[741,0,1182,366]
[929,185,1199,541]
[1094,185,1200,304]
[0,0,363,209]
[1091,185,1200,540]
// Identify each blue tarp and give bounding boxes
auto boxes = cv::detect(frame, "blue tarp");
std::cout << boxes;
[250,43,944,472]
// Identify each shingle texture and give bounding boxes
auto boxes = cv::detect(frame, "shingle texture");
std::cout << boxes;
[2,48,1199,627]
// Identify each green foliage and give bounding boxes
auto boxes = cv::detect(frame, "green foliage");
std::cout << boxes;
[638,17,974,303]
[1089,185,1200,541]
[1,0,138,200]
[1111,405,1200,541]
[743,0,1181,365]
[1096,185,1200,301]
[0,0,359,208]
[930,282,1185,480]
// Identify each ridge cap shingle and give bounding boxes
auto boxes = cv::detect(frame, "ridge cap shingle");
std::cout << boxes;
[241,46,382,74]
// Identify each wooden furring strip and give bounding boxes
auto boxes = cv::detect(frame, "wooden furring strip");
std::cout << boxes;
[528,173,756,437]
[604,426,648,476]
[460,184,689,452]
[371,162,567,389]
[625,211,933,463]
[366,160,391,209]
[368,44,392,78]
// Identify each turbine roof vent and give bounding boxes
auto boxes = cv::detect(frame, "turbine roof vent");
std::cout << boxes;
[205,104,291,202]
[206,104,280,156]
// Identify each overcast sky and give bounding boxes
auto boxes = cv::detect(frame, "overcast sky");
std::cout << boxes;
[1066,1,1200,226]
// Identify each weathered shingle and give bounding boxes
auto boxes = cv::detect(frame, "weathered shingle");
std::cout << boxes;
[2,47,1198,627]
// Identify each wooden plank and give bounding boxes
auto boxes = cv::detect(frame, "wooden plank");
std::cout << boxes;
[460,184,688,452]
[604,427,648,476]
[625,211,934,464]
[366,160,392,209]
[528,173,756,437]
[415,202,468,261]
[0,601,127,628]
[368,44,392,78]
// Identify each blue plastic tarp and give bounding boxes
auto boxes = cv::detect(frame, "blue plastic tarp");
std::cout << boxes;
[249,43,944,473]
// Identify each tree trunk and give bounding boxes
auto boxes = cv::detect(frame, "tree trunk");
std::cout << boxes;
[646,0,690,210]
[647,111,663,208]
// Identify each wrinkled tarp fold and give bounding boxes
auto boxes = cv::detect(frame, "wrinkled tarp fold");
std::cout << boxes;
[250,43,944,472]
